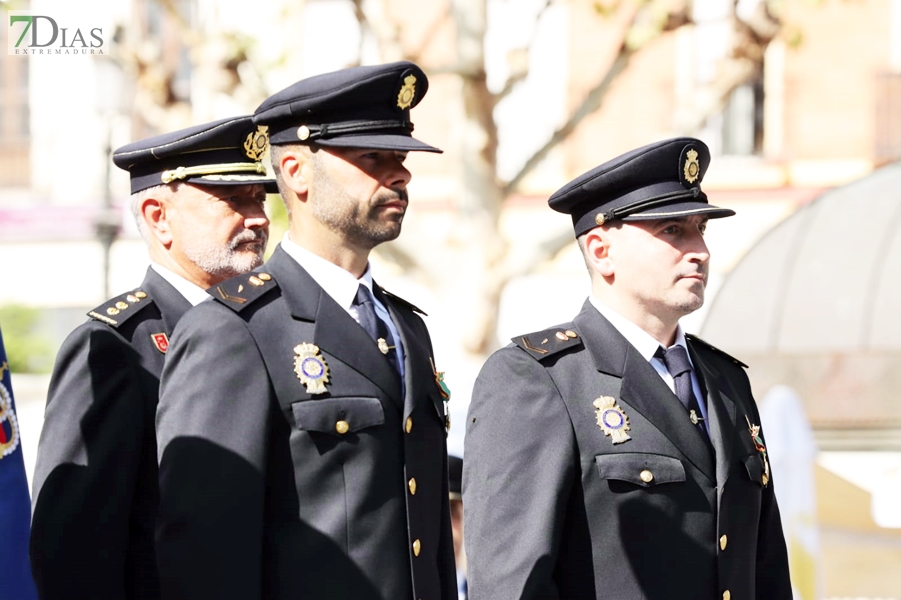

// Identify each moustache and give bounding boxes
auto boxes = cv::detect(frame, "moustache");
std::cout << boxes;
[230,229,268,251]
[373,189,409,206]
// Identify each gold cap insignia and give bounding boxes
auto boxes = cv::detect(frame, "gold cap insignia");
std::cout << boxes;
[294,343,330,395]
[683,148,700,184]
[244,125,269,161]
[593,396,631,444]
[397,74,417,110]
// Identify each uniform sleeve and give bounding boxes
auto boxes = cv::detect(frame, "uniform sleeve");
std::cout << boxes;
[155,305,271,600]
[463,347,576,600]
[30,325,147,600]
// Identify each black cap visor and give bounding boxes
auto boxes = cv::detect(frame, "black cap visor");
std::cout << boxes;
[314,132,442,154]
[622,202,735,221]
[184,174,278,194]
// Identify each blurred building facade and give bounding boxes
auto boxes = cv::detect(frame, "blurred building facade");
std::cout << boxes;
[3,0,901,596]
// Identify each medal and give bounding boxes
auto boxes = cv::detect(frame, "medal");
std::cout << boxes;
[745,416,771,486]
[293,343,330,394]
[429,357,451,401]
[593,396,631,444]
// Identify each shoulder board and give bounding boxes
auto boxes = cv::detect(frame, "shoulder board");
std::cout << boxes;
[87,288,155,328]
[211,270,279,313]
[685,333,748,368]
[512,325,583,361]
[381,289,427,316]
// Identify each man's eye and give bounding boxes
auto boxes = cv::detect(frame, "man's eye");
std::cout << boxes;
[698,223,707,235]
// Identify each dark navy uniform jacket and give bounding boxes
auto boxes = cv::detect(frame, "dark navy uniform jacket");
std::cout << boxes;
[155,246,456,600]
[31,268,191,600]
[463,300,792,600]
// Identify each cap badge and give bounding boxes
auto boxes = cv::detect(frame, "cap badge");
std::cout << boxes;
[683,148,700,184]
[397,74,417,110]
[294,343,330,395]
[593,396,632,444]
[244,125,269,160]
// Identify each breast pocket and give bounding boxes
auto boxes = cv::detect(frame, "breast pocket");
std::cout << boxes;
[741,452,767,487]
[595,453,686,488]
[292,397,385,436]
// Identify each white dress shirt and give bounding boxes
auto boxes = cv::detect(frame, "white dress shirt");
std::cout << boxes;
[150,263,210,306]
[588,296,710,429]
[280,233,406,382]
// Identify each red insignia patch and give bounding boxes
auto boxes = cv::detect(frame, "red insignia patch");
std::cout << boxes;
[151,333,169,354]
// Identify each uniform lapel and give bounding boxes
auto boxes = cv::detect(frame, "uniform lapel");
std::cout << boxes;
[573,301,715,481]
[268,247,403,402]
[689,343,737,494]
[377,285,443,421]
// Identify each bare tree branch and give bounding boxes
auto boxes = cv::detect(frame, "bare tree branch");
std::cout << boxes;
[502,38,633,196]
[407,3,454,63]
[498,225,575,283]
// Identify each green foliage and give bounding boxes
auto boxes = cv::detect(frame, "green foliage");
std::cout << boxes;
[0,305,55,374]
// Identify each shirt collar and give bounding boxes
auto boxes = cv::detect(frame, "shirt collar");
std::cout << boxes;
[280,232,373,309]
[588,296,690,362]
[150,263,209,306]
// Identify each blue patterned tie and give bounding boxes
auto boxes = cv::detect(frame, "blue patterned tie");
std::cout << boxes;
[658,345,709,441]
[354,284,400,374]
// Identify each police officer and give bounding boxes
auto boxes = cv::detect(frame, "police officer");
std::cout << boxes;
[155,62,456,600]
[463,138,793,600]
[30,116,274,600]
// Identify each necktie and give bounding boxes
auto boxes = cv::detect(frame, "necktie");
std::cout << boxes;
[354,284,400,374]
[657,345,709,441]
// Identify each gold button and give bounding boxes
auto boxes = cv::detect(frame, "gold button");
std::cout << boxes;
[405,417,413,433]
[297,125,311,140]
[720,534,728,550]
[135,291,147,299]
[412,539,421,556]
[126,294,139,303]
[258,273,271,281]
[595,213,606,226]
[408,478,417,495]
[565,330,578,338]
[248,275,264,287]
[639,470,654,483]
[555,331,568,341]
[723,591,731,600]
[335,420,349,434]
[115,301,129,310]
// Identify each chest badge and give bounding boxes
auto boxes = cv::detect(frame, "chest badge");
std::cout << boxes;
[745,416,771,486]
[293,343,330,395]
[151,333,169,354]
[593,396,631,444]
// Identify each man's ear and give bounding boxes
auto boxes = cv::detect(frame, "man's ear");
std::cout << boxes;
[141,196,173,248]
[279,148,310,198]
[584,228,614,278]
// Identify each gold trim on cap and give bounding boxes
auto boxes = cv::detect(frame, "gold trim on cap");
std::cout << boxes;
[160,162,267,184]
[297,125,311,141]
[595,213,606,226]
